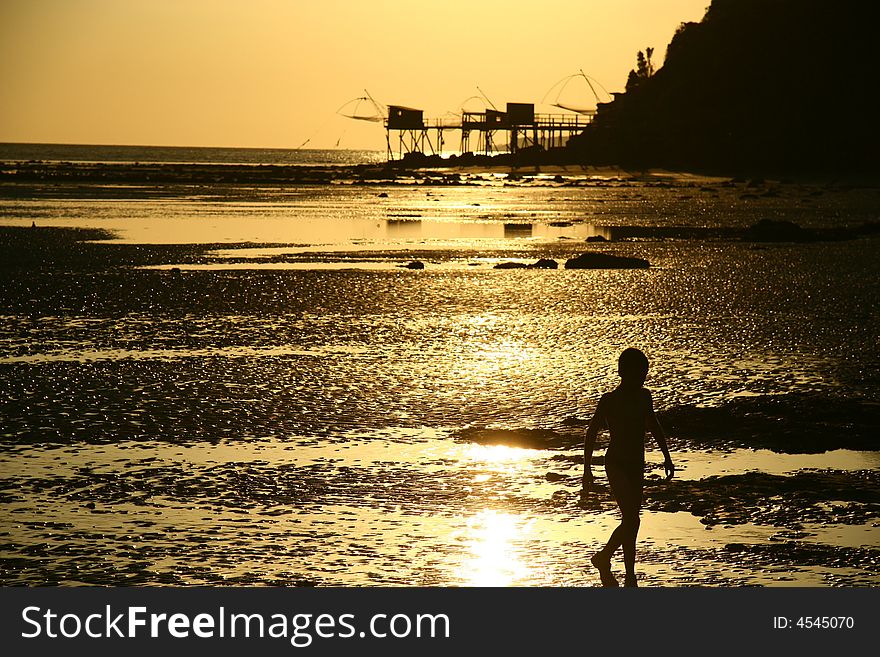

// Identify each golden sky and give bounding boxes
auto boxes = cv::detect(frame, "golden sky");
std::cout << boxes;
[0,0,709,150]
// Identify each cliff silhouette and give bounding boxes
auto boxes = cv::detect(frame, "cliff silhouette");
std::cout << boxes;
[566,0,878,175]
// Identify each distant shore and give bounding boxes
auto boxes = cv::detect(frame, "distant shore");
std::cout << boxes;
[3,158,878,191]
[0,159,714,195]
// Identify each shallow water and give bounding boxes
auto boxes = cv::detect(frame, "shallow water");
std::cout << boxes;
[1,174,878,586]
[3,173,880,242]
[2,434,877,586]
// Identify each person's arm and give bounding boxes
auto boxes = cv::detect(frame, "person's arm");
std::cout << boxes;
[646,392,674,480]
[582,397,605,489]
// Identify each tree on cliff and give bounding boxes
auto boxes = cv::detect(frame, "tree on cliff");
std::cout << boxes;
[625,48,655,92]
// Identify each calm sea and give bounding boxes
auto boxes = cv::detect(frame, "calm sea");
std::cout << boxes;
[0,142,385,167]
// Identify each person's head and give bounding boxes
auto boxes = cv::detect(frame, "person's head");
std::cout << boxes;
[618,348,649,386]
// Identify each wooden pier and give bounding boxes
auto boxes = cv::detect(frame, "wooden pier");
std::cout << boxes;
[385,102,594,160]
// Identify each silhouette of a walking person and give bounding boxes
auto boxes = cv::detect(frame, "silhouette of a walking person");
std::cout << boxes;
[582,348,674,587]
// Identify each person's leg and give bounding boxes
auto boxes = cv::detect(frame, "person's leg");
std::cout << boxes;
[600,519,626,556]
[602,467,640,550]
[620,502,641,585]
[618,472,643,586]
[592,465,634,586]
[590,548,618,587]
[596,466,642,585]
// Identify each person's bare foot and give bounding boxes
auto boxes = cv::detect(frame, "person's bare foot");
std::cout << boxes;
[624,573,638,587]
[591,552,618,587]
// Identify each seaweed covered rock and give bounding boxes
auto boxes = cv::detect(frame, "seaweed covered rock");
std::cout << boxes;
[564,252,650,269]
[742,219,818,242]
[658,393,880,453]
[528,258,559,269]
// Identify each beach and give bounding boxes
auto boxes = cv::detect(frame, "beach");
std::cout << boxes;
[1,158,878,586]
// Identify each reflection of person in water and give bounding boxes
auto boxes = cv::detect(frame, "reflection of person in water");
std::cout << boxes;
[582,348,674,587]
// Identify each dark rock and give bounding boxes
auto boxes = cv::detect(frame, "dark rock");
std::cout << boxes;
[453,427,578,449]
[854,221,880,236]
[659,392,880,453]
[586,235,608,242]
[377,192,388,198]
[493,261,528,269]
[545,472,566,482]
[564,252,649,269]
[401,261,425,269]
[527,258,558,269]
[742,219,818,242]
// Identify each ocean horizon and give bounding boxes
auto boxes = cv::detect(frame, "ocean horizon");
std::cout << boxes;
[0,142,386,167]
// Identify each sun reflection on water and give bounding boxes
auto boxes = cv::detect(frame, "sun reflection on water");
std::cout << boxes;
[449,441,538,586]
[462,443,538,464]
[456,509,533,586]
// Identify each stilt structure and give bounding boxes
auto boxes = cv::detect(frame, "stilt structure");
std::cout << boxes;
[338,78,603,160]
[384,102,593,160]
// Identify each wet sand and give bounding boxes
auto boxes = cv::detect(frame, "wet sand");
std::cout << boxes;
[1,169,878,587]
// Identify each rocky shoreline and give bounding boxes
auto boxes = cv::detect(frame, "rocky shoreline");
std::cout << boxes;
[5,158,880,189]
